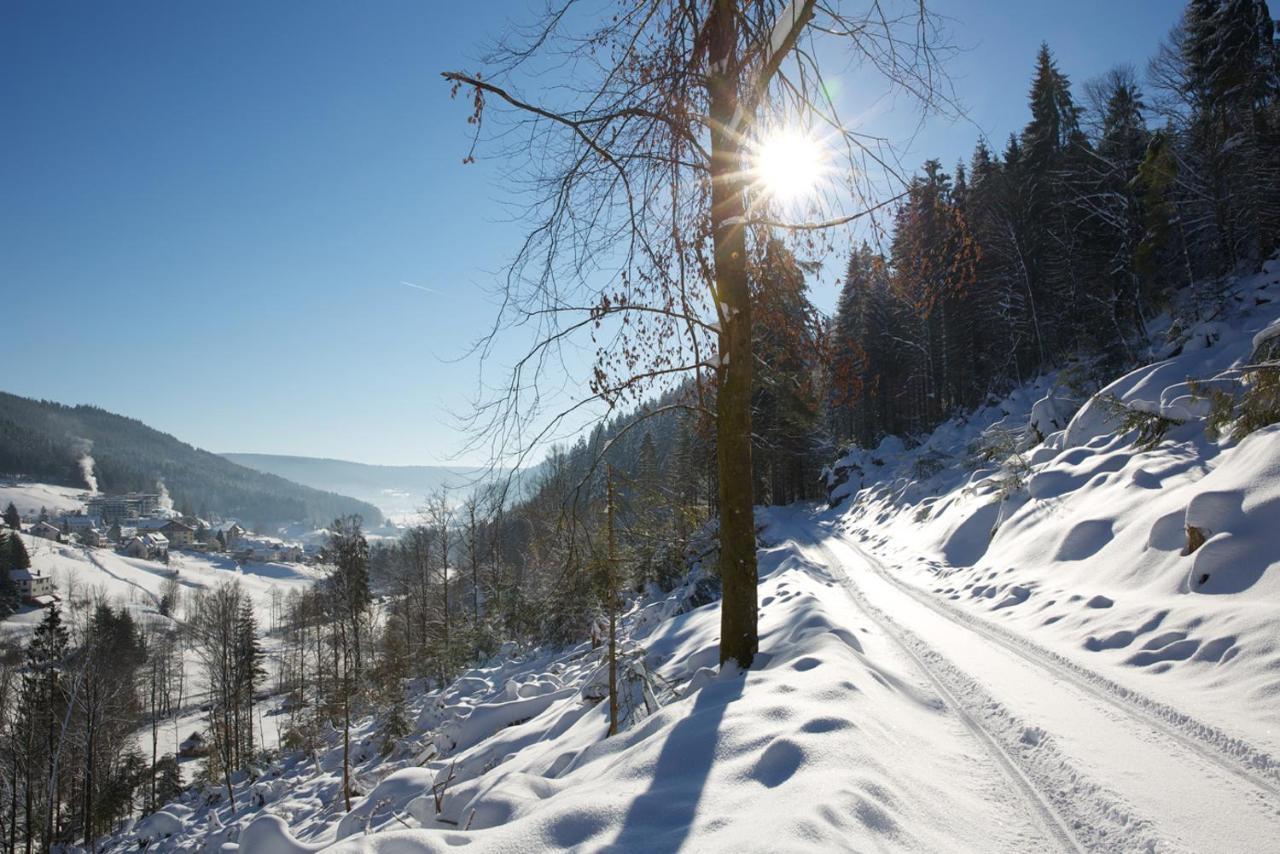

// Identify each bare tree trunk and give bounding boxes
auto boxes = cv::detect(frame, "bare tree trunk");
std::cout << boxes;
[22,757,30,854]
[469,502,480,626]
[150,662,157,811]
[341,645,351,813]
[81,698,93,850]
[222,742,236,812]
[709,0,757,670]
[9,749,17,854]
[441,525,451,674]
[606,466,618,737]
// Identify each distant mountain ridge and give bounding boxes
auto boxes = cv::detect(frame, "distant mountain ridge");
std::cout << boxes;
[0,391,382,528]
[220,453,491,519]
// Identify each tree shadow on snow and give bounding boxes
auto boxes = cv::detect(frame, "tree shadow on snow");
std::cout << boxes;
[606,673,746,852]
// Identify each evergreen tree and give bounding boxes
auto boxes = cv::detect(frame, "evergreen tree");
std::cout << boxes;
[2,502,19,529]
[77,605,147,844]
[829,244,886,447]
[151,754,183,806]
[1066,67,1155,357]
[234,601,265,764]
[1023,42,1083,170]
[0,533,21,615]
[877,160,982,435]
[326,516,371,669]
[1181,0,1280,270]
[19,605,69,851]
[751,239,827,504]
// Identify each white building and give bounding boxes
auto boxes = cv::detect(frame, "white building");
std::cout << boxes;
[10,568,55,602]
[30,521,62,541]
[86,493,161,524]
[234,535,303,563]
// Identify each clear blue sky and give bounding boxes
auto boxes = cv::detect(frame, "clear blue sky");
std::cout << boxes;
[2,1,1182,466]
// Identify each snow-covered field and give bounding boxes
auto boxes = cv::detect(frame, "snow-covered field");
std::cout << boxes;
[95,260,1280,853]
[5,525,327,786]
[8,533,323,637]
[0,481,88,518]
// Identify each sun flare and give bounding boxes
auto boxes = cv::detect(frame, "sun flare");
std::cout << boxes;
[753,129,825,202]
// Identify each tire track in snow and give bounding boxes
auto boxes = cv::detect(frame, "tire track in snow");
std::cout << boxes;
[805,539,1098,854]
[85,550,163,609]
[841,528,1280,801]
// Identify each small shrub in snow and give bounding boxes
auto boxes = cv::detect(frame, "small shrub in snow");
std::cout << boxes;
[1099,394,1184,450]
[1191,378,1240,441]
[1235,366,1280,438]
[1189,332,1280,441]
[966,424,1033,504]
[911,452,948,480]
[1184,525,1208,556]
[1057,362,1101,402]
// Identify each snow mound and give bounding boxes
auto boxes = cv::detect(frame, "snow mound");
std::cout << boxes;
[1183,425,1280,595]
[106,512,1049,853]
[335,768,437,839]
[830,259,1280,760]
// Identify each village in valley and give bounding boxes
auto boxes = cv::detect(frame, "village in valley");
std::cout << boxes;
[1,483,315,608]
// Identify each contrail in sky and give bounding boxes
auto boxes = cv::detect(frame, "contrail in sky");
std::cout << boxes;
[401,280,440,295]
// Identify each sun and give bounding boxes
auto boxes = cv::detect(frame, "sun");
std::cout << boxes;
[752,129,826,202]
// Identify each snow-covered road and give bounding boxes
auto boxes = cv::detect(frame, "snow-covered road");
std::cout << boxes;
[803,518,1280,854]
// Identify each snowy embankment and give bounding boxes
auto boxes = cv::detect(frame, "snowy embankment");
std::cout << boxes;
[829,258,1280,759]
[6,523,323,771]
[102,260,1280,853]
[106,514,1068,853]
[8,531,321,637]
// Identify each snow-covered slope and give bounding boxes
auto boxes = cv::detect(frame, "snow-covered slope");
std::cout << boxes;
[97,259,1280,853]
[6,530,328,787]
[105,512,1073,853]
[9,533,323,637]
[0,481,88,518]
[828,258,1280,759]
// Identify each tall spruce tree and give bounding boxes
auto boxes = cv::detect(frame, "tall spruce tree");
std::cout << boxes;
[0,533,23,616]
[20,605,69,851]
[751,240,826,504]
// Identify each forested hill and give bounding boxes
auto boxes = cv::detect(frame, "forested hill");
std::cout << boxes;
[0,391,382,528]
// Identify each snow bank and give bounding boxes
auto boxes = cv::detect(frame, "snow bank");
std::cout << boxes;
[334,768,436,839]
[1183,425,1280,595]
[93,260,1280,853]
[239,814,325,853]
[830,259,1280,758]
[133,805,192,843]
[105,512,1053,853]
